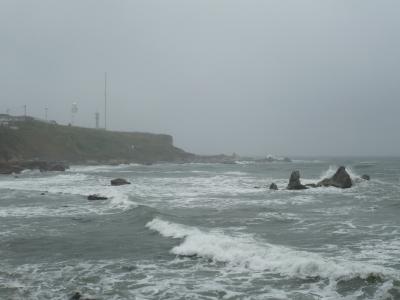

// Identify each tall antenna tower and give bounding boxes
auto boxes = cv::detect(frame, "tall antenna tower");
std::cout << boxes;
[71,102,78,126]
[104,72,107,130]
[95,112,100,129]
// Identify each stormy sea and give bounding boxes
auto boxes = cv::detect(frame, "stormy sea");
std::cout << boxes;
[1,158,399,300]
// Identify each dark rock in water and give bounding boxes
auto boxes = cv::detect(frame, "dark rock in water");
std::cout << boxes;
[305,183,318,188]
[317,166,352,189]
[269,183,278,190]
[87,194,108,200]
[287,170,307,190]
[69,292,96,300]
[70,292,82,300]
[111,178,131,186]
[361,174,370,181]
[47,163,68,171]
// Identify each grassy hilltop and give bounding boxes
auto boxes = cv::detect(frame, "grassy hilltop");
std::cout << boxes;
[0,119,194,164]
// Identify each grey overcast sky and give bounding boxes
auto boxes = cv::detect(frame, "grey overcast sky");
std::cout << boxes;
[1,1,399,156]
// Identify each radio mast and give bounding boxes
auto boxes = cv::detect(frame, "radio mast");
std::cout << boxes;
[104,72,107,130]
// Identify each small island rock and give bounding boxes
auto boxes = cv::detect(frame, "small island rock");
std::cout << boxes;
[269,183,278,190]
[317,166,352,189]
[361,174,370,181]
[287,170,307,190]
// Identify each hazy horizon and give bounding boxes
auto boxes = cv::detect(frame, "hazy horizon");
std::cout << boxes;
[1,1,399,157]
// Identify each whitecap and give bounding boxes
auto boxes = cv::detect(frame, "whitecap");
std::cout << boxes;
[146,218,396,282]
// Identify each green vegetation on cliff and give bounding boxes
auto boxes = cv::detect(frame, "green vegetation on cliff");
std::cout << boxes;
[0,120,194,163]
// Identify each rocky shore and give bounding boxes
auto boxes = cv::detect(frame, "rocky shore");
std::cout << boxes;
[0,160,69,175]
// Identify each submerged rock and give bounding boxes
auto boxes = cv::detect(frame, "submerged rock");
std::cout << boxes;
[87,194,108,200]
[317,166,352,189]
[70,292,96,300]
[70,292,82,300]
[111,178,131,186]
[46,162,68,172]
[305,183,318,188]
[287,171,307,190]
[361,174,370,181]
[269,183,278,190]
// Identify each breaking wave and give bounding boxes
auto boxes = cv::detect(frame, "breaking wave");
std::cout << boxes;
[146,218,396,282]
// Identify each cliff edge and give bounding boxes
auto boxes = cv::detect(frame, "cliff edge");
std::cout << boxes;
[0,118,194,164]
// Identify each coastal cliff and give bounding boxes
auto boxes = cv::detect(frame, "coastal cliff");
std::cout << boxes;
[0,119,194,164]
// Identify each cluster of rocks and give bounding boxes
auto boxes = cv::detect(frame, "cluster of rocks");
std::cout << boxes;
[87,178,131,201]
[0,160,69,174]
[269,166,370,191]
[257,156,292,163]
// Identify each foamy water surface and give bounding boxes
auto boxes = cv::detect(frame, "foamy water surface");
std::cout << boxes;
[0,158,399,299]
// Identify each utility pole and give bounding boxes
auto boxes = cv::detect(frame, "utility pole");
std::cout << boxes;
[104,72,107,130]
[45,107,48,121]
[23,105,27,117]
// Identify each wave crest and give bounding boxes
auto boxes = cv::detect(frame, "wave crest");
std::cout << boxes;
[146,218,395,281]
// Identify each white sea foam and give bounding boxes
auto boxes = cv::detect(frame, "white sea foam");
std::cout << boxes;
[146,218,396,281]
[0,173,136,212]
[318,165,360,182]
[257,211,301,222]
[69,164,140,173]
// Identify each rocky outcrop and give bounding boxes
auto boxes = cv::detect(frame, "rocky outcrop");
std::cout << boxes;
[111,178,131,186]
[0,163,24,174]
[317,166,352,189]
[0,118,194,164]
[361,174,370,181]
[269,183,278,190]
[87,194,108,200]
[287,170,307,190]
[256,156,292,163]
[0,160,69,174]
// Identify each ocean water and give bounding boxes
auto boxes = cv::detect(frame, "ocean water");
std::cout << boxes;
[0,158,399,300]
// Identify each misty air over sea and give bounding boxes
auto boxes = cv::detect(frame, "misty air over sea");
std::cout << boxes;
[1,158,400,299]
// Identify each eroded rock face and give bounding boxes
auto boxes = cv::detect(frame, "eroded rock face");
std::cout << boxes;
[287,170,307,190]
[111,178,131,186]
[269,183,278,190]
[317,166,352,189]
